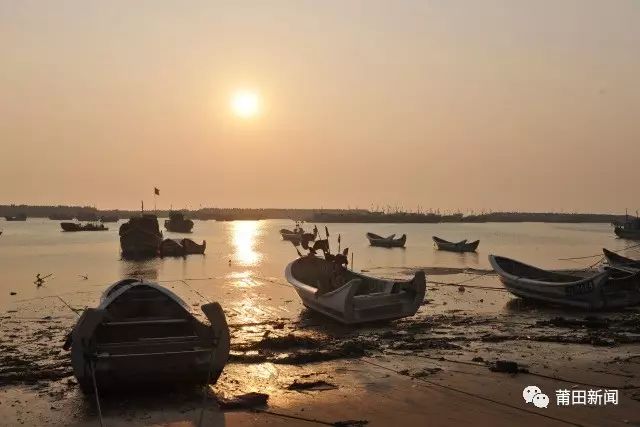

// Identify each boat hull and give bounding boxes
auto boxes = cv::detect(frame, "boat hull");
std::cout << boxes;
[367,233,406,248]
[490,255,640,310]
[285,256,425,324]
[433,237,479,252]
[119,216,162,258]
[68,280,229,392]
[614,226,640,240]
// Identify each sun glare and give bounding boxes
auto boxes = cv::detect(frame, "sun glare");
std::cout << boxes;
[231,90,260,118]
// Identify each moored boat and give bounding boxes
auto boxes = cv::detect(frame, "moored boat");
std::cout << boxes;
[63,279,229,392]
[603,248,640,270]
[613,215,640,240]
[160,238,207,257]
[4,213,27,221]
[366,232,406,248]
[489,255,640,310]
[280,222,317,245]
[119,215,162,258]
[61,222,108,232]
[433,236,479,252]
[165,211,194,233]
[285,251,426,324]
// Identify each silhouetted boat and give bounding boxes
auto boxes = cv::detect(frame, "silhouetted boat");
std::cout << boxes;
[119,215,162,258]
[433,236,479,252]
[603,248,640,270]
[159,238,206,257]
[489,255,640,310]
[64,278,229,392]
[4,213,27,221]
[280,222,317,245]
[61,222,108,232]
[613,216,640,240]
[366,232,407,248]
[164,211,194,233]
[100,215,119,223]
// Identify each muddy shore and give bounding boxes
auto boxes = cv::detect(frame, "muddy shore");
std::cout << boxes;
[1,271,639,426]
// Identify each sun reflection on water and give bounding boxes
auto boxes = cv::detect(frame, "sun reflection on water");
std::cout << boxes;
[231,220,263,267]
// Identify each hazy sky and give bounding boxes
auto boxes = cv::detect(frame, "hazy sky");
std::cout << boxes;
[1,1,638,212]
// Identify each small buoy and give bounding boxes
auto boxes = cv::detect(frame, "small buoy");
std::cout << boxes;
[458,285,465,292]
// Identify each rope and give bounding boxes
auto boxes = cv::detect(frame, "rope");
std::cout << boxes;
[90,360,105,427]
[360,358,584,427]
[558,242,640,261]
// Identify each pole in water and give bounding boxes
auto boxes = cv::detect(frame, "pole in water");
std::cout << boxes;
[351,251,354,271]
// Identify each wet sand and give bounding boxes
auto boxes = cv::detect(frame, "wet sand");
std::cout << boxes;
[1,271,639,426]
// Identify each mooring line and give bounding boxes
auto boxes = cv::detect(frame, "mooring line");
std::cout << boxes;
[360,358,585,427]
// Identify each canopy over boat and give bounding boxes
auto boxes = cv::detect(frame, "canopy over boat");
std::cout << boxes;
[489,255,640,310]
[65,279,229,392]
[433,236,479,253]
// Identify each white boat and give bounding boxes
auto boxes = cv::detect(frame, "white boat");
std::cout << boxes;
[285,255,426,324]
[489,255,640,310]
[64,279,229,392]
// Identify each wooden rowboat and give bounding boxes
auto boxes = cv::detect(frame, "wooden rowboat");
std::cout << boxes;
[603,248,640,270]
[285,255,425,324]
[366,232,406,248]
[64,279,229,392]
[159,238,206,257]
[489,255,640,310]
[433,236,479,253]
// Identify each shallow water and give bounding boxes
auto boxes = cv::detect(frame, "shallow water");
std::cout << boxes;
[0,218,636,315]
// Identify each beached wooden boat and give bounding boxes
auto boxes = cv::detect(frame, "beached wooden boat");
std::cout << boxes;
[285,255,426,324]
[159,238,206,257]
[433,236,479,252]
[4,213,27,221]
[489,255,640,310]
[603,248,640,270]
[119,215,162,258]
[366,232,406,248]
[61,222,108,232]
[64,279,229,392]
[165,211,194,233]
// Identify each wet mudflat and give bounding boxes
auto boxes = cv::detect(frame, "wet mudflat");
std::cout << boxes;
[1,267,639,426]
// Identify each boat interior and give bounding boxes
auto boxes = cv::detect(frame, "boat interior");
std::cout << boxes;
[292,256,407,295]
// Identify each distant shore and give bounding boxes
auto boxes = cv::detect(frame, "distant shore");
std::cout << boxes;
[0,204,628,224]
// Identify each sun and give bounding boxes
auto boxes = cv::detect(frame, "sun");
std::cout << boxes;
[231,90,260,118]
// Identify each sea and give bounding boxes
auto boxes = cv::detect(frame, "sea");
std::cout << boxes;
[0,219,635,319]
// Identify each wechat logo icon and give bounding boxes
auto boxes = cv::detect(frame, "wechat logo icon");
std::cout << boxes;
[523,385,549,408]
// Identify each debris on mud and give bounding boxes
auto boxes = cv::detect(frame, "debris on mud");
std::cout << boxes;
[286,380,337,391]
[489,360,528,374]
[215,392,269,410]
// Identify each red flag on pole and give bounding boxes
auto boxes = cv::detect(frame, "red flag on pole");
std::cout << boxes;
[154,187,160,196]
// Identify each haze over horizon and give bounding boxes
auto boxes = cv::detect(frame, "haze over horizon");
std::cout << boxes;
[2,1,638,213]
